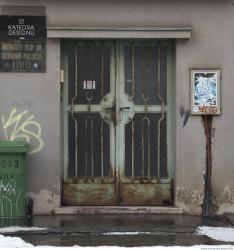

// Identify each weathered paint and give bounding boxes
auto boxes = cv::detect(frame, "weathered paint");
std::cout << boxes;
[120,183,172,205]
[62,41,172,206]
[209,185,234,215]
[0,0,233,215]
[63,184,116,205]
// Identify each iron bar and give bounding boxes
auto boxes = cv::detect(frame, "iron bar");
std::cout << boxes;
[142,45,150,103]
[157,45,165,180]
[91,117,94,178]
[85,45,94,110]
[131,44,135,100]
[101,45,104,97]
[71,46,78,176]
[142,116,150,177]
[101,120,104,179]
[85,116,94,178]
[131,121,134,181]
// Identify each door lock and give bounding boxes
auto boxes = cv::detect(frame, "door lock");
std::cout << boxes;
[119,105,131,121]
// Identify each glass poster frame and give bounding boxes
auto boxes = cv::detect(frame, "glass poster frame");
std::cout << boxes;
[190,69,221,115]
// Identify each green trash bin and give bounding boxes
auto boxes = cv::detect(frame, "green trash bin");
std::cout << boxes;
[0,141,29,218]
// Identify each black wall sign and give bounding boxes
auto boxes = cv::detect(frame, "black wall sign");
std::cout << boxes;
[0,40,45,72]
[0,15,46,72]
[0,15,46,40]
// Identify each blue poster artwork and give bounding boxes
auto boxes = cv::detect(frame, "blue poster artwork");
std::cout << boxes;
[194,72,217,106]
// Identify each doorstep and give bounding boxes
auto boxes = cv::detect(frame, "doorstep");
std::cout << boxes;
[53,206,184,214]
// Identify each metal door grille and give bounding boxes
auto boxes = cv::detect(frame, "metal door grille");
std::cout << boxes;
[67,42,113,181]
[68,113,111,179]
[125,114,167,179]
[124,43,168,181]
[63,40,173,205]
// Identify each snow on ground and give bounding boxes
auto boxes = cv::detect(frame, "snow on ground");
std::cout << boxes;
[0,226,47,233]
[0,226,234,249]
[196,226,234,242]
[0,233,233,249]
[0,234,32,247]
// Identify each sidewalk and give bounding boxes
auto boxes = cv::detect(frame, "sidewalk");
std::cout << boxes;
[0,214,233,247]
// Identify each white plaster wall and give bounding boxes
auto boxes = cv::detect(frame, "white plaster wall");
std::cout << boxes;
[0,36,61,213]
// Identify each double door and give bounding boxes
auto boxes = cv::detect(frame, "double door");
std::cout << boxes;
[62,40,173,205]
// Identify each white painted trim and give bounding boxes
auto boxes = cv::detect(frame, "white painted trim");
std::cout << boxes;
[47,27,191,39]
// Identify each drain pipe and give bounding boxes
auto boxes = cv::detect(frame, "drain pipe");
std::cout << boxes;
[202,115,213,216]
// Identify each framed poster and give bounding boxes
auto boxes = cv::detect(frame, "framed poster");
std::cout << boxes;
[190,69,221,115]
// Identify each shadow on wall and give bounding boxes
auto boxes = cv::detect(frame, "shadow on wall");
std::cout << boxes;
[179,106,190,127]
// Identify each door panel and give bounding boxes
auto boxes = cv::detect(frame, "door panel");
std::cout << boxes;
[62,40,173,206]
[63,41,116,205]
[117,42,172,205]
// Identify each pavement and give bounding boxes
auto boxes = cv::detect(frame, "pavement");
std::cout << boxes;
[0,213,234,247]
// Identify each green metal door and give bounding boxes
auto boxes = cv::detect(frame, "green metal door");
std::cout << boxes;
[117,41,173,205]
[62,40,173,205]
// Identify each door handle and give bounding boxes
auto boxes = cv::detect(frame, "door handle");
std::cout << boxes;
[120,107,130,111]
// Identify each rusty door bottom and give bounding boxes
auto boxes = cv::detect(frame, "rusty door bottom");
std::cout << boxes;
[63,182,173,206]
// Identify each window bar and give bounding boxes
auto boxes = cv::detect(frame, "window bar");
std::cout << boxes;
[157,45,165,180]
[131,120,134,181]
[85,117,88,177]
[145,44,151,103]
[101,120,104,179]
[141,118,144,177]
[141,45,145,102]
[91,117,94,178]
[85,116,94,178]
[147,118,151,180]
[130,44,135,100]
[130,44,135,181]
[101,45,104,98]
[71,46,78,176]
[85,45,94,110]
[141,117,150,178]
[142,45,149,111]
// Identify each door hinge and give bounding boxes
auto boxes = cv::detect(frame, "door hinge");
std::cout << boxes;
[60,69,64,83]
[60,70,64,103]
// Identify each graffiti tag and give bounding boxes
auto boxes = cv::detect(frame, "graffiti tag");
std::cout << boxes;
[0,180,22,217]
[1,108,44,154]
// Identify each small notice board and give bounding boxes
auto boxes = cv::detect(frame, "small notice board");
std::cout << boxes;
[0,16,46,73]
[190,69,221,115]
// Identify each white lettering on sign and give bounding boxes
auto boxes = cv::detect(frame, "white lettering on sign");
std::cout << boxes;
[8,24,35,37]
[83,81,96,90]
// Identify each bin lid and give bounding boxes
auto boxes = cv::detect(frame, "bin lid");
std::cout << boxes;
[0,141,29,153]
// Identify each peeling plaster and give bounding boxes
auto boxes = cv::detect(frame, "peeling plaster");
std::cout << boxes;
[176,187,204,215]
[212,186,234,215]
[176,185,234,215]
[27,189,60,215]
[220,186,233,204]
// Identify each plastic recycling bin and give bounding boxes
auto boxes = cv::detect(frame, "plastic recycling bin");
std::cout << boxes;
[0,141,29,218]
